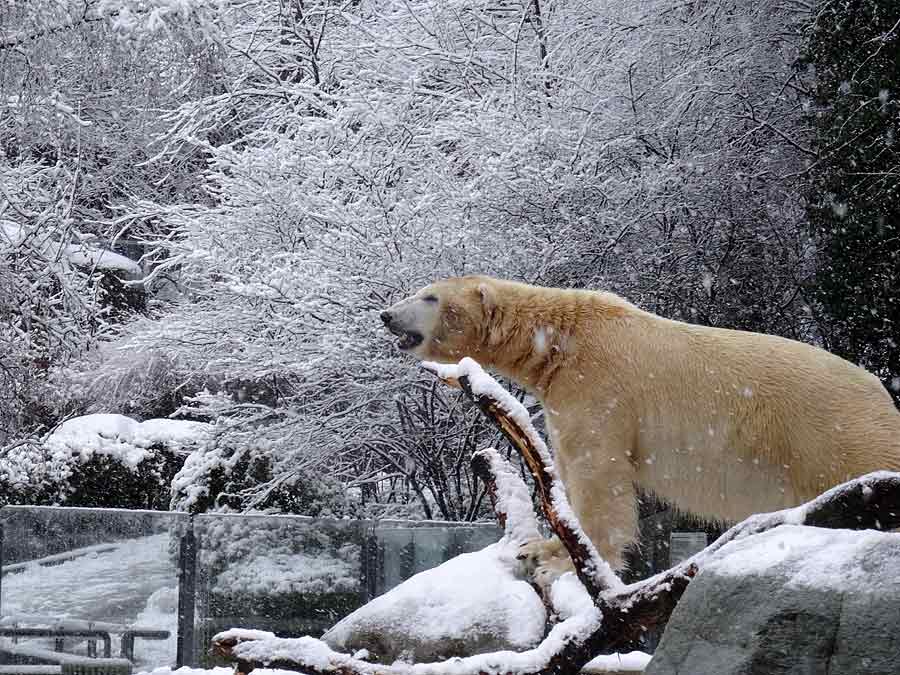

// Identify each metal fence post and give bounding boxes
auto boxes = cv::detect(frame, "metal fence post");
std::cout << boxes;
[176,519,197,668]
[360,524,378,603]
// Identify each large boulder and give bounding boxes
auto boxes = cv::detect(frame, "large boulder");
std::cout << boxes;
[646,525,900,675]
[322,540,546,663]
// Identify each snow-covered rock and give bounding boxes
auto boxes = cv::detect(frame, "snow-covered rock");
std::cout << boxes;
[322,540,546,663]
[646,525,900,674]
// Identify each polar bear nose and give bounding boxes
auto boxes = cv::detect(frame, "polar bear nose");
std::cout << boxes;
[380,310,393,326]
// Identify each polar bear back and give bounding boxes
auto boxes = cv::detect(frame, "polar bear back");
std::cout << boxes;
[557,309,900,522]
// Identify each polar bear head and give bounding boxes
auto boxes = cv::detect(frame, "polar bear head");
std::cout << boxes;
[380,275,496,362]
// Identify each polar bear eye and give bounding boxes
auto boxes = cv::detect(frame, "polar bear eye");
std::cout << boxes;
[423,294,439,303]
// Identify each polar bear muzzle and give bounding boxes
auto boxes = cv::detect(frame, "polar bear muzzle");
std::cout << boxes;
[380,293,440,352]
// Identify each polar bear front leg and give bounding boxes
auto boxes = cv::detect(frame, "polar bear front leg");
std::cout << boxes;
[515,468,637,589]
[565,465,638,571]
[517,411,638,585]
[517,462,638,587]
[553,415,640,572]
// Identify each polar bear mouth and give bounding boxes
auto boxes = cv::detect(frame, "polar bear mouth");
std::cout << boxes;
[384,322,423,350]
[394,329,424,350]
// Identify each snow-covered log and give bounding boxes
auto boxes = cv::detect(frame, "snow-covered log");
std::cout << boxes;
[209,359,900,675]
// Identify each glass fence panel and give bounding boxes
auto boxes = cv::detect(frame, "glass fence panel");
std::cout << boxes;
[192,513,368,665]
[0,506,187,671]
[193,516,502,666]
[1,507,504,671]
[373,522,503,596]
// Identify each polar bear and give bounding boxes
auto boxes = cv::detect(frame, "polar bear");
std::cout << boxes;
[380,275,900,570]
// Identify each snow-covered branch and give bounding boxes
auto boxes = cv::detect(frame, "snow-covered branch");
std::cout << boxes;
[424,358,621,597]
[470,448,540,544]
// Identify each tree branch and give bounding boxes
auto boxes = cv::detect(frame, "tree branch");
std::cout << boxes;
[1,3,104,52]
[423,358,621,597]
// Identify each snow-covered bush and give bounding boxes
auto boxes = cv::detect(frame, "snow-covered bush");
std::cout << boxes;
[171,440,351,517]
[0,414,209,509]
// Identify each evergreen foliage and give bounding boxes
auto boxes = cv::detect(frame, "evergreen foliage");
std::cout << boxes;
[805,0,900,401]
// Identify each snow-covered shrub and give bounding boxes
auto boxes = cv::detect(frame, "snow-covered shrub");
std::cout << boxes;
[171,439,351,517]
[0,414,209,509]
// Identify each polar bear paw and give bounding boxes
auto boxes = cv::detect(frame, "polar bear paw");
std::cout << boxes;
[516,536,575,591]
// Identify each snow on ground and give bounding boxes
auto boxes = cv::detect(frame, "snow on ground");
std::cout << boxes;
[0,525,651,673]
[1,533,178,669]
[139,669,285,675]
[218,608,604,674]
[139,654,651,675]
[2,533,175,621]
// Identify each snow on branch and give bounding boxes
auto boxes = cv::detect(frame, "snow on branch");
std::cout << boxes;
[0,3,104,51]
[470,447,540,544]
[424,358,622,597]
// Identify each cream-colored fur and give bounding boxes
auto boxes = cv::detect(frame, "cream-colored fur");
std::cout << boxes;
[516,536,574,590]
[382,275,900,570]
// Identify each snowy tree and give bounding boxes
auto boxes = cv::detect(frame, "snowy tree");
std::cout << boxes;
[803,0,900,402]
[0,162,144,446]
[0,0,221,472]
[0,0,223,228]
[57,0,827,517]
[65,0,531,517]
